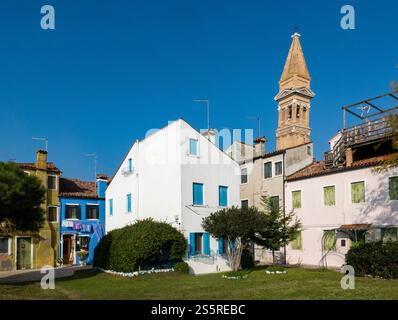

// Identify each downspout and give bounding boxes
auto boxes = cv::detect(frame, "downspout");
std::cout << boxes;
[282,151,287,265]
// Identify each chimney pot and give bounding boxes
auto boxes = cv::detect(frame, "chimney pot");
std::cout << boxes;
[36,150,47,170]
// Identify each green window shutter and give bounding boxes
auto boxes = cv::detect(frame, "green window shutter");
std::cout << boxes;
[270,196,279,213]
[323,186,335,206]
[381,228,398,242]
[292,190,301,209]
[323,230,336,251]
[389,177,398,200]
[351,181,365,203]
[291,231,302,250]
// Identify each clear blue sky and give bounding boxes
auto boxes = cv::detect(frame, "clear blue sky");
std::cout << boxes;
[0,0,397,181]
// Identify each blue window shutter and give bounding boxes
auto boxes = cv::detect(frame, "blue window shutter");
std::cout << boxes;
[218,237,224,255]
[127,194,132,212]
[193,183,203,205]
[189,139,198,155]
[203,233,210,255]
[109,199,113,216]
[189,233,195,256]
[219,186,228,207]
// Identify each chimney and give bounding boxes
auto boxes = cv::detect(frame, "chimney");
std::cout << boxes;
[96,174,109,198]
[36,150,47,170]
[346,148,353,167]
[254,136,267,156]
[202,129,217,145]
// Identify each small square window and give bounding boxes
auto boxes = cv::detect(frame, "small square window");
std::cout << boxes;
[66,205,81,220]
[86,205,99,219]
[241,200,249,209]
[341,239,346,247]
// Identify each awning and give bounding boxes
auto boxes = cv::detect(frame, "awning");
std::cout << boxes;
[338,224,371,231]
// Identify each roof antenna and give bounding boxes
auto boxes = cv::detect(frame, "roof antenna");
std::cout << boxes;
[85,153,97,180]
[32,137,48,152]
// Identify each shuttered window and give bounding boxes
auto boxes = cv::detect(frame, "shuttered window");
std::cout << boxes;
[127,194,132,212]
[323,185,336,206]
[264,162,272,178]
[291,231,302,250]
[389,177,398,200]
[270,196,279,213]
[292,190,301,209]
[351,181,365,203]
[193,183,204,205]
[323,230,336,251]
[66,205,81,219]
[219,186,228,207]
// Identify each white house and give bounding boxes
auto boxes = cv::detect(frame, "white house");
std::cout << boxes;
[105,118,240,274]
[285,154,398,268]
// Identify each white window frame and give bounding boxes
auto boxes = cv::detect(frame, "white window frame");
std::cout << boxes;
[291,189,302,209]
[349,180,366,204]
[240,167,248,185]
[0,237,11,255]
[65,203,81,221]
[274,161,283,177]
[47,205,59,223]
[86,203,100,220]
[263,161,273,179]
[322,184,336,207]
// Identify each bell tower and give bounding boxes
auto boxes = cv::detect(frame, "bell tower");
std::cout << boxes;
[275,32,315,150]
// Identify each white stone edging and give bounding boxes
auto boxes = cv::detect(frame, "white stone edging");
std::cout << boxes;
[265,270,287,274]
[97,267,174,278]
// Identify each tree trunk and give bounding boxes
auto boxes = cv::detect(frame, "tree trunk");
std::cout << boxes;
[227,238,243,271]
[272,250,275,265]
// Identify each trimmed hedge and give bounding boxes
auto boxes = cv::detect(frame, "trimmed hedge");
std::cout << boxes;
[94,219,187,273]
[345,241,398,279]
[174,262,189,274]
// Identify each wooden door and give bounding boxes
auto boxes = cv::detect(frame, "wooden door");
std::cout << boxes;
[17,237,32,270]
[63,236,73,265]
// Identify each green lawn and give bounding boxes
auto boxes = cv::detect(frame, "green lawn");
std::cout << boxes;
[1,267,398,300]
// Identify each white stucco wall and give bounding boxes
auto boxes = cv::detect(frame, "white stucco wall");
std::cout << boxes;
[285,166,398,268]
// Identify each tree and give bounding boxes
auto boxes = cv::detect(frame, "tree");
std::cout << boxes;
[254,196,301,265]
[0,162,45,232]
[202,206,265,271]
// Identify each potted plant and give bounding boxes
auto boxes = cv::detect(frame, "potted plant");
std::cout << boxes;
[77,250,89,266]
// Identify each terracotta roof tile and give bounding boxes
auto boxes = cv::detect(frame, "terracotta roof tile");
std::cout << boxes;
[287,153,397,181]
[17,162,61,174]
[59,178,100,199]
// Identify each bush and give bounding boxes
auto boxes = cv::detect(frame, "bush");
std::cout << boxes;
[265,265,285,272]
[240,247,255,269]
[223,270,250,279]
[94,219,187,273]
[174,262,189,274]
[346,241,398,279]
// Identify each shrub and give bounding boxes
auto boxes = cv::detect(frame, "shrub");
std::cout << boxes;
[222,270,250,279]
[265,265,285,272]
[345,241,398,279]
[174,262,189,274]
[94,219,187,272]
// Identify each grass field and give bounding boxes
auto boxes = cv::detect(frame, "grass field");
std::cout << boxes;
[1,267,398,300]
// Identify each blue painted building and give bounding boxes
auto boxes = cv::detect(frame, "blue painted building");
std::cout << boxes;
[59,174,107,265]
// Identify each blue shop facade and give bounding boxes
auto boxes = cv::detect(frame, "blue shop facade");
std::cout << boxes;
[59,175,107,265]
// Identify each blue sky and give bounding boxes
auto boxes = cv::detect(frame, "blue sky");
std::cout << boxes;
[0,0,397,181]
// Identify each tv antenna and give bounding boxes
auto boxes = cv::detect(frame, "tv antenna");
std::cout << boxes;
[32,137,48,152]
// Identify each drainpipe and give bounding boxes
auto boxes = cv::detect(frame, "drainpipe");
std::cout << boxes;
[282,151,287,265]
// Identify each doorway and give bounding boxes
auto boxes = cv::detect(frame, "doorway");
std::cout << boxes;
[16,237,32,270]
[62,235,75,265]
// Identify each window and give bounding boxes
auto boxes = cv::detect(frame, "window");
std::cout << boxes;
[341,239,346,247]
[291,231,302,250]
[109,199,113,216]
[127,194,132,212]
[241,168,248,184]
[48,175,57,190]
[48,206,58,222]
[66,205,81,219]
[189,138,198,156]
[323,230,336,251]
[323,186,336,206]
[381,228,397,242]
[128,158,133,172]
[270,196,279,213]
[193,183,204,205]
[76,236,90,252]
[264,162,272,179]
[288,105,292,119]
[292,190,301,209]
[218,238,227,255]
[307,145,312,156]
[0,238,9,254]
[86,205,99,219]
[219,186,228,207]
[274,161,282,176]
[194,233,203,254]
[296,105,300,118]
[389,177,398,200]
[351,181,365,203]
[241,200,249,209]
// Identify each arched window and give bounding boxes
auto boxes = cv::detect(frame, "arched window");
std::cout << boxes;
[296,105,300,118]
[288,105,292,119]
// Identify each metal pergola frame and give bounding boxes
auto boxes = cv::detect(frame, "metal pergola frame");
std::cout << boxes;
[342,91,398,129]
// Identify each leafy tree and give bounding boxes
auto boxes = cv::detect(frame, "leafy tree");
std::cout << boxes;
[0,162,45,232]
[254,196,301,265]
[202,206,265,271]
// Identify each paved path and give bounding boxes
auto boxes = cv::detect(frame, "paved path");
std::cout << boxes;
[0,265,92,284]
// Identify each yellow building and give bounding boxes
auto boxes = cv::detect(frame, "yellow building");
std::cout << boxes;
[0,150,61,271]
